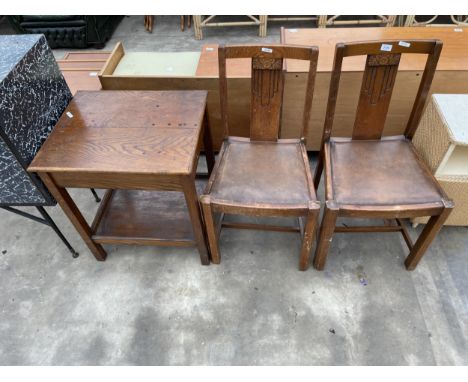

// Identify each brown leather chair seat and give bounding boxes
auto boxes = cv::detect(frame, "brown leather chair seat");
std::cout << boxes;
[329,136,444,207]
[209,139,313,208]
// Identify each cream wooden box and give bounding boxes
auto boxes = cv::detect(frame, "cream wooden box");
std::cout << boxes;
[413,94,468,226]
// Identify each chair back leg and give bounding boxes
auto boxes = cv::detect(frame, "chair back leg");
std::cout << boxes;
[299,204,320,270]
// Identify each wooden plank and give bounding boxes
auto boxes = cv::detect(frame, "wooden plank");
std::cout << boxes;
[282,70,468,150]
[99,76,251,149]
[59,51,110,95]
[281,27,468,72]
[92,189,197,245]
[61,70,102,95]
[100,41,125,75]
[46,172,185,191]
[62,51,111,60]
[58,60,106,70]
[28,91,207,176]
[195,44,251,77]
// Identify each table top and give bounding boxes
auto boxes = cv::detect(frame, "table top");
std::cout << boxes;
[281,27,468,72]
[29,90,207,176]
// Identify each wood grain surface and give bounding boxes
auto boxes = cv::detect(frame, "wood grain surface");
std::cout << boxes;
[282,27,468,72]
[59,51,111,95]
[195,44,251,77]
[29,91,207,175]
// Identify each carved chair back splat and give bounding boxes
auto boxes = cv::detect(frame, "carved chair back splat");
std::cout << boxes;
[218,44,318,144]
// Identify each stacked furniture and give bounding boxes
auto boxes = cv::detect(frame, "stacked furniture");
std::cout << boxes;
[413,94,468,226]
[0,34,77,256]
[57,51,111,95]
[7,16,123,48]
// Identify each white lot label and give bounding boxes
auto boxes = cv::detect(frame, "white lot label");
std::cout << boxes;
[454,28,463,32]
[380,44,393,52]
[206,47,214,51]
[89,72,98,76]
[398,41,411,48]
[261,47,273,53]
[289,29,298,32]
[66,112,73,118]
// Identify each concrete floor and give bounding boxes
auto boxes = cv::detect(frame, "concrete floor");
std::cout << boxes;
[1,15,468,365]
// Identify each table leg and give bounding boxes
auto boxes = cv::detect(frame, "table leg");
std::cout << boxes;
[203,110,215,176]
[182,177,210,265]
[39,172,107,261]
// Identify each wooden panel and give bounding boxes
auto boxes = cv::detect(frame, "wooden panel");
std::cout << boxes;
[353,53,401,139]
[48,172,184,191]
[59,51,110,95]
[62,51,111,60]
[29,91,207,176]
[196,44,251,77]
[92,189,196,245]
[58,60,106,70]
[61,70,102,95]
[281,27,468,72]
[99,76,251,149]
[282,70,468,150]
[113,52,201,76]
[56,90,207,130]
[31,127,201,175]
[250,57,284,140]
[100,41,125,75]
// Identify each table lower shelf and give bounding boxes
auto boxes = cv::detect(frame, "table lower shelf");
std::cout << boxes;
[91,189,197,246]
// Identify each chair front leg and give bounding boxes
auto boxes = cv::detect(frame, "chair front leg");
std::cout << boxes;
[405,201,454,270]
[200,195,221,264]
[299,202,320,271]
[313,201,339,270]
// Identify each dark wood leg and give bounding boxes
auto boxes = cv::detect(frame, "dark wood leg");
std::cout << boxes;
[182,177,210,265]
[313,201,339,270]
[203,110,215,176]
[200,196,221,264]
[405,202,453,270]
[39,172,107,261]
[299,203,320,271]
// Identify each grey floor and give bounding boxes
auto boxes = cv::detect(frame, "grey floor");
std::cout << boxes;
[0,15,468,366]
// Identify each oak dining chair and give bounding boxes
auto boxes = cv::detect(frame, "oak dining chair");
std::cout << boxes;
[313,39,453,271]
[200,44,320,270]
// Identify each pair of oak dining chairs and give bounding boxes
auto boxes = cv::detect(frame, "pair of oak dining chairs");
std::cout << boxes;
[200,40,453,271]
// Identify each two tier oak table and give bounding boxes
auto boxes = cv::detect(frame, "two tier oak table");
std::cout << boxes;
[28,90,215,264]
